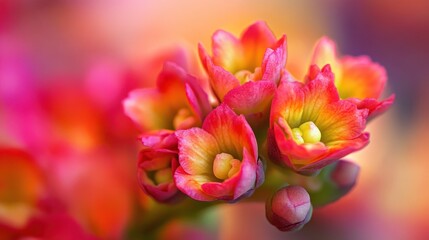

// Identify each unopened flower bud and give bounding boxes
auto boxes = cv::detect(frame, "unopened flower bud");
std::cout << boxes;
[266,185,313,232]
[137,133,183,204]
[330,160,360,190]
[308,160,360,207]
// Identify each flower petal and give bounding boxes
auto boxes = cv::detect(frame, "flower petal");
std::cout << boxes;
[301,65,339,123]
[337,56,387,99]
[185,81,212,124]
[174,167,215,201]
[241,21,277,69]
[233,147,257,199]
[124,63,197,131]
[347,94,395,120]
[123,89,173,131]
[223,81,276,128]
[310,37,341,78]
[198,43,240,101]
[139,130,177,149]
[316,101,368,143]
[300,132,370,172]
[261,35,287,84]
[175,128,220,175]
[211,30,242,72]
[202,104,257,159]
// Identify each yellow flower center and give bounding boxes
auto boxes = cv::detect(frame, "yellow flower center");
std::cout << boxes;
[154,168,172,185]
[234,67,261,85]
[173,108,196,130]
[235,70,253,84]
[213,153,241,180]
[291,121,321,144]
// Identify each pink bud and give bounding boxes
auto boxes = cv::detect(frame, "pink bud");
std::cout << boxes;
[137,132,183,204]
[266,185,312,232]
[330,160,360,190]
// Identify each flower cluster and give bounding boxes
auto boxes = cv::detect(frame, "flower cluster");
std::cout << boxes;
[124,21,394,231]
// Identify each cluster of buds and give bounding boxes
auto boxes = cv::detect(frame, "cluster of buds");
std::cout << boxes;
[124,21,394,231]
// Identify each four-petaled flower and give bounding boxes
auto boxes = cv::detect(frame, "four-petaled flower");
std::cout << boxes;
[268,65,369,174]
[199,21,287,101]
[174,104,264,201]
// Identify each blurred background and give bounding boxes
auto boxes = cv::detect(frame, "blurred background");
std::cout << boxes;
[1,0,428,239]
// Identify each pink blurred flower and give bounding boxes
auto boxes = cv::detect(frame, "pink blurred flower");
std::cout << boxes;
[45,148,133,239]
[268,65,369,174]
[174,104,264,201]
[0,148,99,240]
[310,37,395,119]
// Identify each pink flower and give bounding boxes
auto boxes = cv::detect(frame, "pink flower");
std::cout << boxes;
[174,104,264,201]
[310,37,394,119]
[199,21,286,101]
[268,65,369,174]
[123,62,211,133]
[137,131,183,203]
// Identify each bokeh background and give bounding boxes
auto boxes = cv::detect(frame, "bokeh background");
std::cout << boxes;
[1,0,428,239]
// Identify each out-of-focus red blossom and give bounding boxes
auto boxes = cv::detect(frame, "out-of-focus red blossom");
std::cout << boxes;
[0,148,98,240]
[138,131,184,203]
[1,213,98,240]
[310,37,395,120]
[19,213,98,240]
[1,39,218,236]
[39,81,105,150]
[0,66,136,238]
[0,37,49,150]
[199,21,287,101]
[123,62,211,133]
[174,104,264,201]
[46,148,133,239]
[266,185,313,232]
[268,65,369,174]
[0,148,44,229]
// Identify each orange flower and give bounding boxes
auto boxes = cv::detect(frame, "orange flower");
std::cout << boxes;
[268,65,369,174]
[310,37,394,119]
